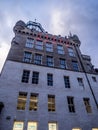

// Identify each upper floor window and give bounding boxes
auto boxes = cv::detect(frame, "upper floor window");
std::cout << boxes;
[83,98,92,113]
[48,95,55,112]
[48,123,57,130]
[64,76,70,88]
[72,61,79,71]
[60,58,66,69]
[21,70,30,83]
[68,47,75,57]
[57,45,64,54]
[47,56,54,67]
[92,76,97,82]
[26,38,34,48]
[46,43,53,52]
[47,73,53,86]
[77,78,84,87]
[67,96,75,113]
[35,40,43,50]
[34,53,42,65]
[23,51,32,63]
[32,71,39,84]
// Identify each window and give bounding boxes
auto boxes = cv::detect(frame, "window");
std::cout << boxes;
[47,73,53,86]
[92,128,98,130]
[72,128,81,130]
[46,43,53,52]
[68,47,75,57]
[72,61,79,71]
[48,95,55,111]
[17,92,27,110]
[23,51,32,63]
[48,123,57,130]
[57,45,64,54]
[32,71,39,84]
[34,53,42,65]
[26,38,34,48]
[60,58,66,69]
[47,56,54,67]
[83,98,92,113]
[21,70,30,83]
[13,121,24,130]
[35,40,43,50]
[92,76,97,82]
[67,97,75,113]
[64,76,70,88]
[27,122,37,130]
[29,93,38,111]
[77,78,84,87]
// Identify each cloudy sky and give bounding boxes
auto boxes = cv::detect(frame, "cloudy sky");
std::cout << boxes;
[0,0,98,72]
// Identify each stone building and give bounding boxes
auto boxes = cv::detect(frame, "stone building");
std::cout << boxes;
[0,20,98,130]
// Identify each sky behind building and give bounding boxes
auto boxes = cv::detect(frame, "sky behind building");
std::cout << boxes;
[0,0,98,72]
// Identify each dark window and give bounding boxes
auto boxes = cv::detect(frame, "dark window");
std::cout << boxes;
[34,54,42,65]
[35,40,43,50]
[29,93,38,111]
[21,70,30,83]
[67,97,75,113]
[32,72,39,84]
[64,76,70,88]
[83,98,92,113]
[92,76,97,82]
[72,61,79,71]
[26,38,34,48]
[48,95,55,112]
[77,78,84,87]
[23,51,32,63]
[60,58,66,69]
[47,74,53,86]
[57,45,64,54]
[46,43,53,52]
[17,92,27,110]
[68,47,75,57]
[47,56,53,67]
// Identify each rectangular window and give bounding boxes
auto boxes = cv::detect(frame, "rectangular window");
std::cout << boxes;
[48,123,57,130]
[47,56,53,67]
[23,51,32,63]
[64,76,70,88]
[60,58,66,69]
[29,93,38,111]
[92,129,98,130]
[35,40,43,50]
[68,47,75,57]
[72,61,79,71]
[26,38,34,48]
[46,43,53,52]
[83,98,92,113]
[34,53,42,65]
[32,71,39,84]
[17,92,27,110]
[27,122,37,130]
[47,73,53,86]
[77,78,84,86]
[48,95,55,112]
[57,45,64,54]
[92,76,97,82]
[21,70,30,83]
[72,128,81,130]
[13,121,24,130]
[67,97,75,113]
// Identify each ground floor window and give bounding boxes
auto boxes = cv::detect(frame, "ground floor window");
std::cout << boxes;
[27,122,37,130]
[72,128,81,130]
[48,123,57,130]
[13,121,24,130]
[92,129,98,130]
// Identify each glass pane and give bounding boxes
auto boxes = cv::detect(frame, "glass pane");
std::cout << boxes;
[27,122,37,130]
[49,123,57,130]
[13,122,24,130]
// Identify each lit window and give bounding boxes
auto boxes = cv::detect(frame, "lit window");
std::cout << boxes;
[48,123,57,130]
[34,53,42,65]
[26,38,34,48]
[13,121,24,130]
[92,76,97,82]
[57,45,64,54]
[32,71,39,84]
[46,43,53,52]
[48,95,55,112]
[27,122,37,130]
[47,56,54,67]
[35,40,43,50]
[23,51,32,63]
[83,98,92,113]
[21,70,30,83]
[17,92,27,110]
[29,93,38,111]
[92,128,98,130]
[64,76,70,88]
[60,58,66,69]
[67,97,75,113]
[47,73,53,86]
[72,128,81,130]
[72,61,79,71]
[77,78,84,87]
[68,47,75,57]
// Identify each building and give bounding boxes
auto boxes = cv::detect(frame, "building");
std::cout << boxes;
[0,20,98,130]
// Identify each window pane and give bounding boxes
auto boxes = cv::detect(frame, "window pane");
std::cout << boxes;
[48,95,55,111]
[72,61,79,71]
[32,72,39,84]
[27,122,37,130]
[48,123,57,130]
[68,47,75,57]
[64,76,70,88]
[35,40,43,50]
[46,43,53,52]
[47,74,53,86]
[67,97,75,113]
[26,38,34,48]
[21,70,30,83]
[13,121,24,130]
[77,78,84,86]
[23,52,32,63]
[72,128,81,130]
[47,56,53,67]
[92,129,98,130]
[60,59,66,69]
[83,98,92,113]
[57,45,64,54]
[34,54,42,65]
